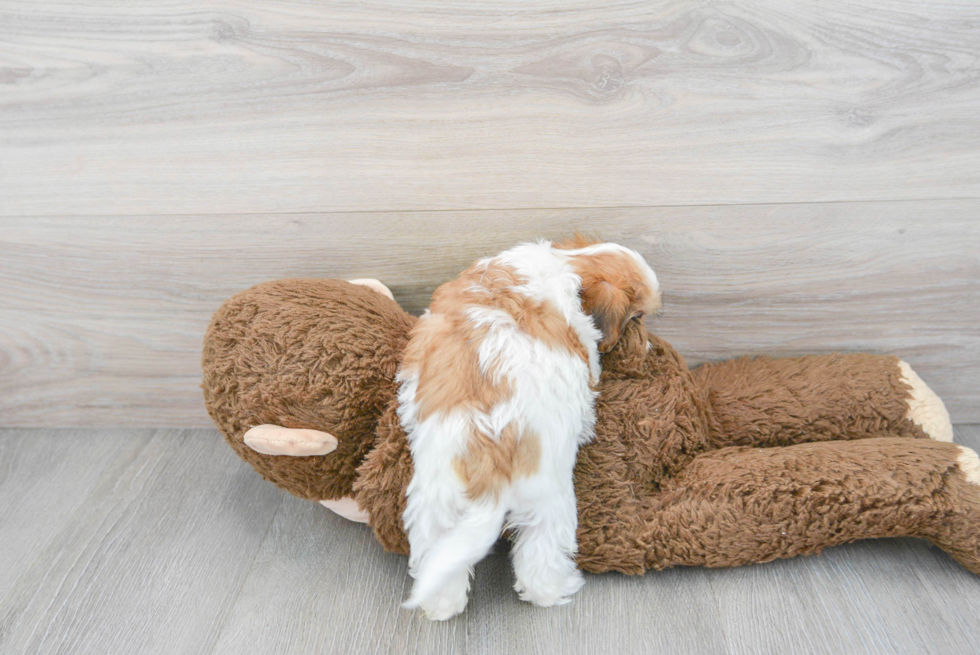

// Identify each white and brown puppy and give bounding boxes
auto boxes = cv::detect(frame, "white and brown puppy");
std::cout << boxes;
[398,237,661,620]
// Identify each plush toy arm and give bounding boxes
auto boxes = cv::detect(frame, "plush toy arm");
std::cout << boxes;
[694,353,952,449]
[577,438,980,576]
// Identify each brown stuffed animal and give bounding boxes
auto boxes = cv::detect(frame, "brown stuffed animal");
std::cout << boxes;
[202,278,980,579]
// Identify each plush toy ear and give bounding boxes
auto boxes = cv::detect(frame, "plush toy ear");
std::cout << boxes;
[582,281,632,353]
[243,424,338,456]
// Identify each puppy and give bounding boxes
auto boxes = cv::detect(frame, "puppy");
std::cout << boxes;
[398,236,661,620]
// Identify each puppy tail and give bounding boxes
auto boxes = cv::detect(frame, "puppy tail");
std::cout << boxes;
[403,503,507,610]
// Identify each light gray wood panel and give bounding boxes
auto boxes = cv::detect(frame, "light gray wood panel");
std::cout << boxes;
[709,541,980,654]
[1,202,978,426]
[2,428,980,654]
[1,0,979,215]
[0,429,284,655]
[0,429,152,595]
[208,496,449,655]
[210,495,728,655]
[466,552,729,655]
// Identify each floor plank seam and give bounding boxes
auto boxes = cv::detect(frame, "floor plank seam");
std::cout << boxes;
[5,195,980,220]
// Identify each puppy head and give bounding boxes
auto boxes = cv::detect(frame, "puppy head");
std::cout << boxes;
[557,236,661,353]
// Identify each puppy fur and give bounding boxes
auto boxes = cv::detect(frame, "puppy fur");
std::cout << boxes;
[398,237,660,620]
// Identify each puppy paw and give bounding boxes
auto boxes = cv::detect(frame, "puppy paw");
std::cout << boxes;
[515,567,585,608]
[404,588,469,621]
[403,572,470,621]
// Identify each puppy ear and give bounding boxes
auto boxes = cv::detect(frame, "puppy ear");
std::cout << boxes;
[582,281,632,353]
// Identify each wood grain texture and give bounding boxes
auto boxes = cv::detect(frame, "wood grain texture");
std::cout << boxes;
[1,202,978,426]
[1,0,979,215]
[710,538,980,654]
[3,427,979,654]
[0,429,284,655]
[210,498,730,655]
[0,429,152,595]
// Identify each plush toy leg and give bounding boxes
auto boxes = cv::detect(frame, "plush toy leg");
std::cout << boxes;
[348,278,394,300]
[576,438,980,576]
[694,354,951,448]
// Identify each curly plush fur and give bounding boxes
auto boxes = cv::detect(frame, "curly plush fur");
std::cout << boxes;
[202,279,980,577]
[202,279,414,501]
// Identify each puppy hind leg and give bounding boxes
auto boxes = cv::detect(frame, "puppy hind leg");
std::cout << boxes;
[411,570,471,622]
[403,503,507,620]
[510,484,585,607]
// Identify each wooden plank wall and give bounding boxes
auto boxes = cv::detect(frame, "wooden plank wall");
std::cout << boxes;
[2,207,978,426]
[2,0,980,214]
[1,0,978,426]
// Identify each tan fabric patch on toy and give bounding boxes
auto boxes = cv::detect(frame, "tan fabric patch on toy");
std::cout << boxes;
[957,446,980,486]
[348,278,394,300]
[244,425,338,456]
[899,360,954,442]
[320,497,370,523]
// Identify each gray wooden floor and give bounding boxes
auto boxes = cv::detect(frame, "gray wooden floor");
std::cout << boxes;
[2,426,979,655]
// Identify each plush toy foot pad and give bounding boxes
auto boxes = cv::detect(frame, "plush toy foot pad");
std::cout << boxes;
[957,446,980,485]
[899,360,954,442]
[243,425,338,456]
[320,497,370,523]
